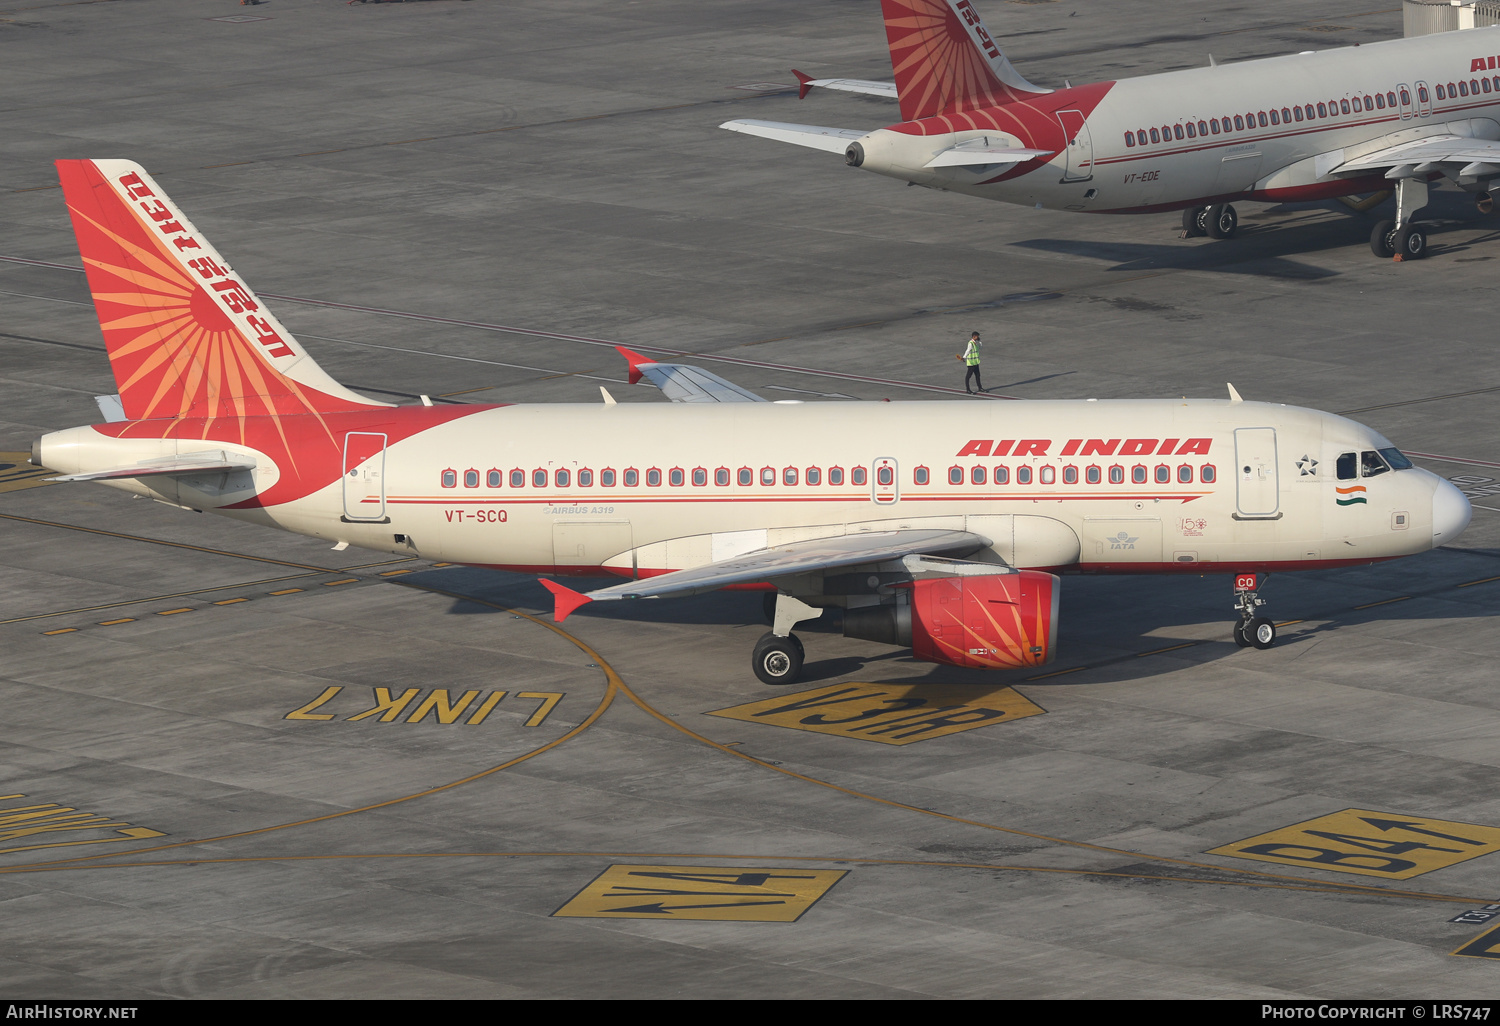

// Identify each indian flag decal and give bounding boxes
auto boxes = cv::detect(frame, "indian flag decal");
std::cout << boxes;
[1335,485,1368,506]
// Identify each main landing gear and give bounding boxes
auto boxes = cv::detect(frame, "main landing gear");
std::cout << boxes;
[1182,203,1239,239]
[752,593,822,685]
[1369,174,1429,261]
[1232,573,1276,650]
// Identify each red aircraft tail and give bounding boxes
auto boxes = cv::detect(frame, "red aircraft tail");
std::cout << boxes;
[881,0,1049,122]
[55,159,386,426]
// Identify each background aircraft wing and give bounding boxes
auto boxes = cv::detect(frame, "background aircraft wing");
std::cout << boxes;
[1332,134,1500,176]
[719,119,870,154]
[540,529,988,619]
[616,346,767,403]
[792,70,897,99]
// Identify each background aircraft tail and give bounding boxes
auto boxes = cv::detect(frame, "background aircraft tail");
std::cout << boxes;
[55,159,387,426]
[881,0,1050,122]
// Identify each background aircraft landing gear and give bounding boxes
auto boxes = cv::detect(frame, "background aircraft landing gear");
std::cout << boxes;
[1181,204,1237,239]
[1232,573,1277,650]
[1372,175,1429,260]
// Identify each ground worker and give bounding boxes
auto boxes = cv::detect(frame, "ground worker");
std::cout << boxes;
[958,331,983,393]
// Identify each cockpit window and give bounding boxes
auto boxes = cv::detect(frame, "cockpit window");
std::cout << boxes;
[1378,447,1413,470]
[1360,450,1389,477]
[1336,452,1357,480]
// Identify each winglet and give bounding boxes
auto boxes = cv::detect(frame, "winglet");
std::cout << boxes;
[615,345,653,385]
[1227,382,1243,403]
[540,578,593,622]
[793,69,815,99]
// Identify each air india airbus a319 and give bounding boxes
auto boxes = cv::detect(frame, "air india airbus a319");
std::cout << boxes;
[34,159,1469,685]
[723,0,1500,259]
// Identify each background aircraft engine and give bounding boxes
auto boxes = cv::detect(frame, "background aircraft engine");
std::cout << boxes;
[843,571,1059,669]
[910,572,1059,669]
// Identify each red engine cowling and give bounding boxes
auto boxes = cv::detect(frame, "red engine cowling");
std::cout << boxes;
[909,571,1059,669]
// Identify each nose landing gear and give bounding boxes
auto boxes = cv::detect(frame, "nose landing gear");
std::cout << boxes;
[1232,573,1277,649]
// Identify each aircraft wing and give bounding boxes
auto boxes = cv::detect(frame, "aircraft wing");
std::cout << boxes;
[792,70,897,100]
[48,450,257,482]
[539,529,987,620]
[720,119,870,155]
[616,345,767,403]
[1330,134,1500,176]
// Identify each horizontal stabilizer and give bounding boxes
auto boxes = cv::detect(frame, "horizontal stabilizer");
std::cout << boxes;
[616,346,767,403]
[48,450,257,483]
[720,119,870,155]
[551,529,986,606]
[924,143,1052,168]
[93,394,126,423]
[792,70,897,99]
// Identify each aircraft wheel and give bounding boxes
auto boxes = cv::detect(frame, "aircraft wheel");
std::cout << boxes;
[752,632,804,686]
[1181,206,1207,237]
[1249,617,1277,650]
[1394,225,1427,260]
[1233,621,1253,648]
[1205,204,1237,239]
[1370,219,1396,257]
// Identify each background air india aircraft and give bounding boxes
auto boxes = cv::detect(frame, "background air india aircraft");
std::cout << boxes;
[33,159,1470,685]
[722,0,1500,260]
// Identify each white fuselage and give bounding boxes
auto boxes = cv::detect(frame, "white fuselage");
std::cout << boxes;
[41,399,1467,588]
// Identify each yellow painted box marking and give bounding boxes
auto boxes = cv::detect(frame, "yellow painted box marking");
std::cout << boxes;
[707,682,1044,745]
[1208,808,1500,880]
[1453,922,1500,960]
[0,452,57,494]
[553,864,847,922]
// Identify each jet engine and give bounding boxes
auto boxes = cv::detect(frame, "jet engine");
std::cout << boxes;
[843,570,1059,669]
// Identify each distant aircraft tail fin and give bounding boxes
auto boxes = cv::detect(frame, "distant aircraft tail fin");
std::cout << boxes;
[55,158,388,425]
[881,0,1049,122]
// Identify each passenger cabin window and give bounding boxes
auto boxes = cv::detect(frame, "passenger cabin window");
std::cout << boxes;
[994,465,1009,485]
[1336,452,1358,480]
[624,468,639,487]
[510,469,525,488]
[1361,451,1390,478]
[579,469,594,487]
[668,468,684,486]
[1437,84,1447,100]
[1155,464,1170,484]
[441,469,457,488]
[647,468,662,486]
[829,466,844,486]
[1340,99,1351,113]
[487,469,502,488]
[949,466,964,485]
[555,469,570,487]
[1317,102,1327,117]
[1198,120,1207,135]
[715,468,730,486]
[533,469,547,487]
[760,466,775,486]
[1039,466,1055,485]
[1086,465,1101,484]
[806,467,821,485]
[1201,465,1216,483]
[1125,132,1135,147]
[913,466,928,485]
[738,467,752,486]
[1016,466,1033,484]
[1132,465,1148,484]
[1234,114,1245,130]
[971,465,986,485]
[1178,465,1193,484]
[784,467,798,486]
[691,467,706,486]
[464,469,479,488]
[1109,465,1125,484]
[851,467,867,486]
[877,466,893,486]
[1063,465,1078,484]
[1210,118,1221,134]
[1185,122,1196,138]
[1150,127,1160,143]
[601,468,617,487]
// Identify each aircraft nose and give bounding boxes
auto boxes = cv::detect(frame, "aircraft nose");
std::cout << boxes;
[1432,477,1472,545]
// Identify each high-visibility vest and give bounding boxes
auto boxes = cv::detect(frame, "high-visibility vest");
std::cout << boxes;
[963,341,981,366]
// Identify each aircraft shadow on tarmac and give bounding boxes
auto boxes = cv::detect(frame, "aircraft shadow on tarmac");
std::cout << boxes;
[1015,190,1497,275]
[421,563,1493,688]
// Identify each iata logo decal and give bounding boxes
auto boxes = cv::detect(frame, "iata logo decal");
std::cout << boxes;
[1472,56,1500,72]
[1108,530,1139,550]
[1335,485,1368,506]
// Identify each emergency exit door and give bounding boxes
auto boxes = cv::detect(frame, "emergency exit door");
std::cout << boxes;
[342,431,387,522]
[1056,110,1094,182]
[1234,427,1280,518]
